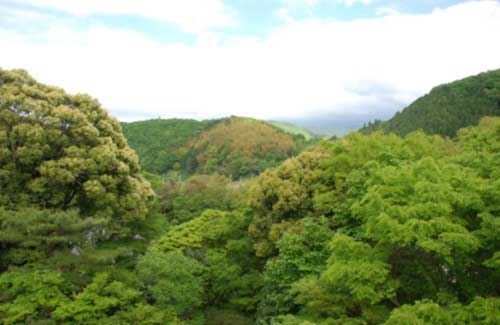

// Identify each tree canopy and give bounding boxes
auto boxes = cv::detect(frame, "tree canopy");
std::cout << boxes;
[122,116,308,180]
[121,118,213,174]
[248,117,500,323]
[0,67,499,324]
[0,68,153,227]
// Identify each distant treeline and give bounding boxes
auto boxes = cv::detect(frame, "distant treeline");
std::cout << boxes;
[360,69,500,137]
[122,116,310,179]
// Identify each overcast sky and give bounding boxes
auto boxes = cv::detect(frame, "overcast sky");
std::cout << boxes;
[1,0,499,121]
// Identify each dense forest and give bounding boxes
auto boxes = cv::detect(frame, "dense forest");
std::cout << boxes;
[1,67,499,325]
[360,69,500,137]
[122,119,214,175]
[123,117,310,180]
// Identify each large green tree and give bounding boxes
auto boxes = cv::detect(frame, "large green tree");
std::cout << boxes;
[0,68,153,232]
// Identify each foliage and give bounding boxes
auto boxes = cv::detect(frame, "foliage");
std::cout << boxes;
[248,146,330,257]
[122,118,212,174]
[205,308,254,325]
[360,68,500,137]
[1,67,499,324]
[186,116,305,179]
[0,269,173,324]
[249,117,500,323]
[52,272,171,323]
[152,209,263,317]
[0,69,164,323]
[0,270,73,324]
[385,297,500,325]
[157,173,243,224]
[122,116,309,180]
[137,251,204,317]
[0,208,105,269]
[258,217,333,320]
[0,68,153,232]
[291,233,396,322]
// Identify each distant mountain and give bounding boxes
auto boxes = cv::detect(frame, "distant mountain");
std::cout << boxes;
[360,69,500,137]
[122,116,307,178]
[278,111,395,138]
[268,120,318,140]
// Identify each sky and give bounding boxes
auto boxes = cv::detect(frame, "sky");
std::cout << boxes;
[1,0,499,122]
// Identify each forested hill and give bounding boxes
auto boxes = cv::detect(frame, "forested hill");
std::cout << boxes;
[360,69,500,137]
[122,116,309,179]
[121,118,214,174]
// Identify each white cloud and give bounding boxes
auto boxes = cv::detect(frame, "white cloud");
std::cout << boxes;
[14,0,233,33]
[340,0,376,6]
[283,0,375,7]
[375,6,400,16]
[276,8,294,23]
[1,1,499,121]
[282,0,320,8]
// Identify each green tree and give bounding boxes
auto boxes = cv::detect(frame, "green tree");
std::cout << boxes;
[157,173,242,224]
[53,272,170,323]
[292,233,397,323]
[136,251,204,317]
[152,209,262,317]
[249,118,500,323]
[259,217,333,320]
[248,147,330,258]
[0,270,73,324]
[0,68,153,234]
[0,208,107,270]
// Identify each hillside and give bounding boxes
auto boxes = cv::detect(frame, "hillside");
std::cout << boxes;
[122,116,307,179]
[121,118,213,174]
[268,120,317,140]
[185,117,305,179]
[360,69,500,137]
